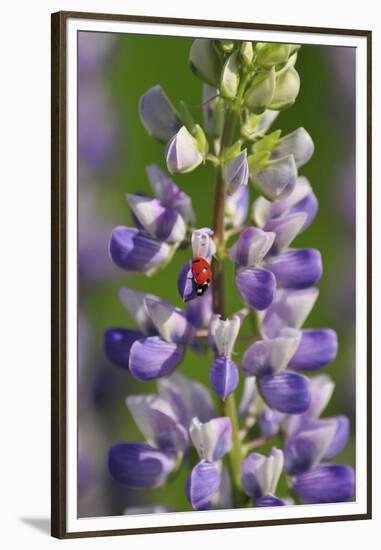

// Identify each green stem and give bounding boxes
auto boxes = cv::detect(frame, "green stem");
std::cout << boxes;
[211,105,244,506]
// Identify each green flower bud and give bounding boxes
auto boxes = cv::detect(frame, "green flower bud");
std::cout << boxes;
[216,40,235,54]
[240,42,254,67]
[255,42,292,67]
[220,51,240,99]
[252,130,282,154]
[244,67,275,112]
[269,67,300,111]
[189,39,223,87]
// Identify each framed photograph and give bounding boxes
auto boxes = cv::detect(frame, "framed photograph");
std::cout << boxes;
[51,11,372,539]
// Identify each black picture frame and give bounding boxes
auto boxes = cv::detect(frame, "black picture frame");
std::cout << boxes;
[51,10,372,539]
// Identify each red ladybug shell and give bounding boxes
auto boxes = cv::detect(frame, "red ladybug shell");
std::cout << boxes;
[191,257,212,285]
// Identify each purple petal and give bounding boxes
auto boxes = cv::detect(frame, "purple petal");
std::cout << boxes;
[108,442,177,488]
[293,464,355,504]
[109,227,171,272]
[289,329,338,371]
[230,227,275,267]
[145,299,195,345]
[236,267,276,311]
[284,421,337,475]
[242,330,301,377]
[256,495,286,507]
[266,249,322,289]
[139,85,182,143]
[158,372,214,427]
[186,460,221,510]
[251,155,297,201]
[210,356,239,401]
[190,417,232,461]
[261,288,319,339]
[178,261,199,303]
[126,394,189,453]
[259,372,311,414]
[225,184,249,228]
[264,212,307,253]
[271,127,314,168]
[166,126,203,174]
[129,336,183,381]
[223,150,249,195]
[323,416,350,459]
[186,290,213,328]
[104,328,144,369]
[289,187,318,231]
[146,164,195,223]
[126,194,186,243]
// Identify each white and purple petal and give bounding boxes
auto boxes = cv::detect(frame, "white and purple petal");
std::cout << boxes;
[145,299,195,345]
[266,249,322,289]
[139,85,182,143]
[284,421,337,475]
[223,150,249,196]
[186,460,222,510]
[236,267,276,311]
[261,288,319,339]
[126,194,186,243]
[259,406,284,438]
[264,212,307,253]
[242,329,301,377]
[241,447,284,498]
[108,442,177,488]
[293,464,355,504]
[239,377,259,418]
[251,155,298,201]
[189,417,232,461]
[252,176,318,232]
[229,227,275,267]
[109,227,171,272]
[271,127,314,168]
[118,287,159,335]
[210,356,239,401]
[191,227,216,260]
[103,328,144,369]
[288,329,338,371]
[129,336,183,381]
[166,126,203,174]
[259,371,311,414]
[208,314,242,358]
[126,394,189,452]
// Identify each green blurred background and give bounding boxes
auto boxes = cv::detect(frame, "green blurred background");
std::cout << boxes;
[77,32,356,517]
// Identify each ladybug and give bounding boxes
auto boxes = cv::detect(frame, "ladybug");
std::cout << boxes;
[191,257,212,296]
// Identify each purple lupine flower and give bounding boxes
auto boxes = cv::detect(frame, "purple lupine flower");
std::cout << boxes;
[271,128,314,168]
[252,176,318,232]
[186,416,232,510]
[241,447,284,505]
[250,155,298,201]
[208,314,242,400]
[231,223,322,313]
